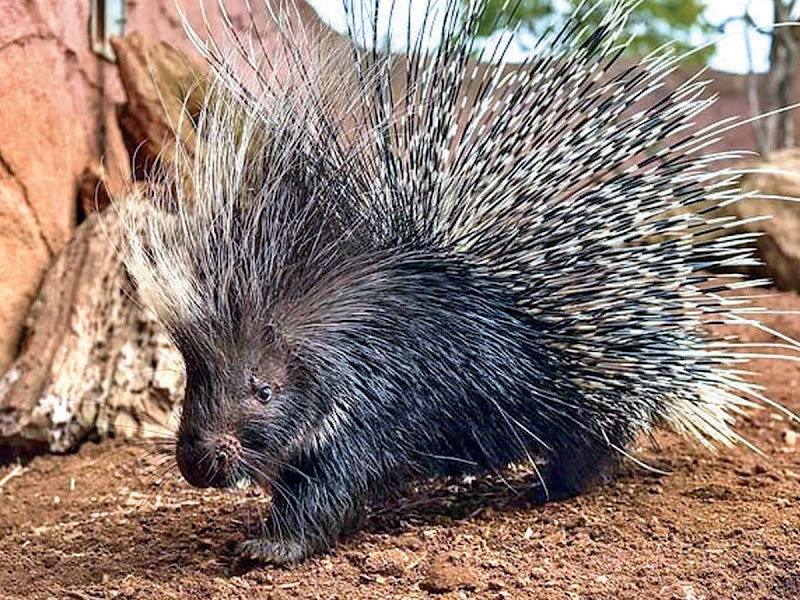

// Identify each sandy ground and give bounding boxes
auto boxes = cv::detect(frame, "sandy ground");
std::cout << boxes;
[1,292,799,600]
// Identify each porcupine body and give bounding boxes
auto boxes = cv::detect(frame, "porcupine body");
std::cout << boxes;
[120,0,796,563]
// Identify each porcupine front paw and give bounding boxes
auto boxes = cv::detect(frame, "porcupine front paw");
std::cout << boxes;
[535,444,620,502]
[233,537,311,568]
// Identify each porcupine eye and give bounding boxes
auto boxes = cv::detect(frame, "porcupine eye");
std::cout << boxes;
[250,376,273,404]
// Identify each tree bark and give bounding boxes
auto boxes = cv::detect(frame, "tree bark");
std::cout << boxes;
[749,0,800,155]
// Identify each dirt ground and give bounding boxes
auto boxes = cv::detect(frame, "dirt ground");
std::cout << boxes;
[1,292,799,600]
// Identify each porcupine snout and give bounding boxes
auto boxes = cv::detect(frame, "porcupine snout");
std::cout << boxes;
[177,432,243,489]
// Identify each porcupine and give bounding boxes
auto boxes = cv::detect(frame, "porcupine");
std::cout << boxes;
[119,0,799,564]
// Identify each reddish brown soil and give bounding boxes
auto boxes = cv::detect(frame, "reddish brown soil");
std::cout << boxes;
[1,293,799,600]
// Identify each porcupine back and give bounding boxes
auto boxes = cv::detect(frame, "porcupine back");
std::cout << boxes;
[121,0,798,494]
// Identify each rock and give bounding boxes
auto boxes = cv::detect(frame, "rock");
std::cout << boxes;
[78,162,113,215]
[363,548,413,577]
[728,149,800,292]
[783,429,799,447]
[0,177,50,374]
[0,0,144,376]
[111,34,209,180]
[395,533,424,551]
[0,211,183,456]
[658,581,706,600]
[420,554,478,594]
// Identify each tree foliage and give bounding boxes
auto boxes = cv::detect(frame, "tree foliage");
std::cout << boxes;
[466,0,714,65]
[751,0,800,152]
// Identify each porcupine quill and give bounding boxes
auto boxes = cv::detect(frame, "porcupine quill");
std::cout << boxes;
[118,0,800,564]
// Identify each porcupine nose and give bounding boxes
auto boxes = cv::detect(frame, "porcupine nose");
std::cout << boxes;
[214,434,242,470]
[177,433,242,489]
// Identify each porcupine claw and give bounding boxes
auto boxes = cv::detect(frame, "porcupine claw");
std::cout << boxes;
[232,537,311,570]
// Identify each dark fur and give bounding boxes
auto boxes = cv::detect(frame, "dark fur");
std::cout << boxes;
[175,250,631,562]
